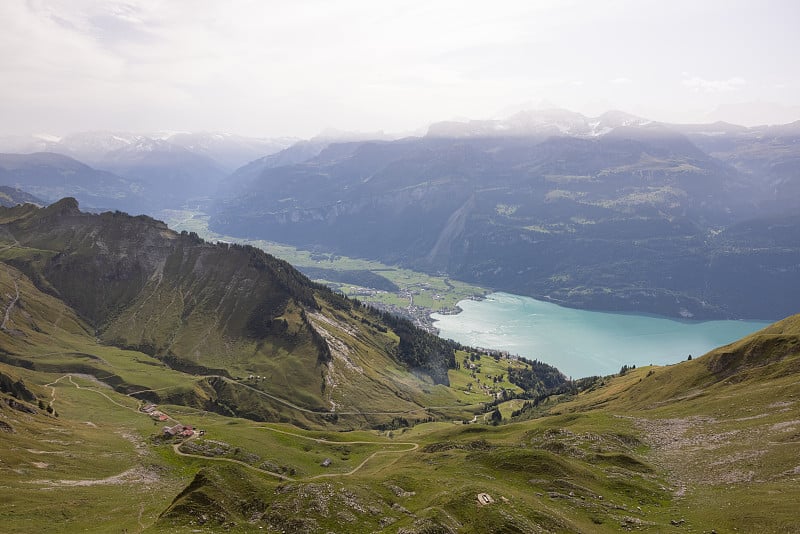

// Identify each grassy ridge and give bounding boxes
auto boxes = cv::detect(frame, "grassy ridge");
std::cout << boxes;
[539,316,800,533]
[0,200,489,425]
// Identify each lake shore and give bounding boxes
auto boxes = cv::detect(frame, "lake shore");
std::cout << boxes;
[431,292,771,378]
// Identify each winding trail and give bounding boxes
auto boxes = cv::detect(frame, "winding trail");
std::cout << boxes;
[261,424,418,480]
[53,372,422,482]
[45,373,178,422]
[44,374,69,410]
[65,375,142,414]
[1,279,20,331]
[170,426,419,482]
[171,434,294,482]
[305,443,418,480]
[126,384,181,397]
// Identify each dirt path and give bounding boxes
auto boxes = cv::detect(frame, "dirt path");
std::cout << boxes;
[171,434,293,481]
[1,279,20,331]
[305,446,416,480]
[263,425,418,480]
[25,466,161,488]
[126,384,180,397]
[44,374,70,410]
[66,374,142,413]
[170,426,419,482]
[136,503,147,533]
[47,373,178,422]
[51,372,422,482]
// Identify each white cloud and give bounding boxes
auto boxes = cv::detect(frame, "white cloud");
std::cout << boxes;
[0,1,798,135]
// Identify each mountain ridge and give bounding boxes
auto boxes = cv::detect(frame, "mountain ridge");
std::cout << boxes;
[211,114,800,320]
[0,199,545,424]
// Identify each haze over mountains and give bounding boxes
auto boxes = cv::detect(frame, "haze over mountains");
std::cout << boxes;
[4,0,800,529]
[1,108,798,321]
[0,131,295,212]
[0,131,297,171]
[212,109,800,320]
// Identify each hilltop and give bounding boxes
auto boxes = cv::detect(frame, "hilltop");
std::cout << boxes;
[153,315,800,533]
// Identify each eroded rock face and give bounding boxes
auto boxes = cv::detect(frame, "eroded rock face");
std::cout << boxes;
[4,398,36,414]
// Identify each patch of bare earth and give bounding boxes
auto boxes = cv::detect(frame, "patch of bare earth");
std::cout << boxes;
[117,430,149,457]
[631,411,798,496]
[25,466,162,488]
[308,311,363,410]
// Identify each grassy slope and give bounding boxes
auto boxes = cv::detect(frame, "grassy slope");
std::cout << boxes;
[2,295,798,532]
[0,212,662,532]
[1,203,797,532]
[544,315,800,533]
[0,365,190,534]
[150,317,800,532]
[0,243,469,429]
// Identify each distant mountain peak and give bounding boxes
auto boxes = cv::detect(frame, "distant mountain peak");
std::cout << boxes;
[426,108,651,139]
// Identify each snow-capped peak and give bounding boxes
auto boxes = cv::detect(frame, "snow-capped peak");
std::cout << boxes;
[426,108,652,139]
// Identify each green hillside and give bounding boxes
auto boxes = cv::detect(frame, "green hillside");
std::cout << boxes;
[530,316,800,533]
[1,198,798,532]
[0,199,504,425]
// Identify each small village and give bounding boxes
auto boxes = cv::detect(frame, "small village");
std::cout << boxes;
[140,403,204,439]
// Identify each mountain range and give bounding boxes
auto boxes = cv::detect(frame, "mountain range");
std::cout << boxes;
[0,131,297,172]
[211,109,800,320]
[0,110,797,320]
[0,130,391,214]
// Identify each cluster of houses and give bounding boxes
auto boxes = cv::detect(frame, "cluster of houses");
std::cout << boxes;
[142,403,169,422]
[141,403,202,439]
[163,423,197,438]
[348,287,383,297]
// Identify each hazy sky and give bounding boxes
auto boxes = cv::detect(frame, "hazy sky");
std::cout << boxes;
[2,0,799,137]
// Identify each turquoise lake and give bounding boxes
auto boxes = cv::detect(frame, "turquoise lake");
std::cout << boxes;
[430,292,771,378]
